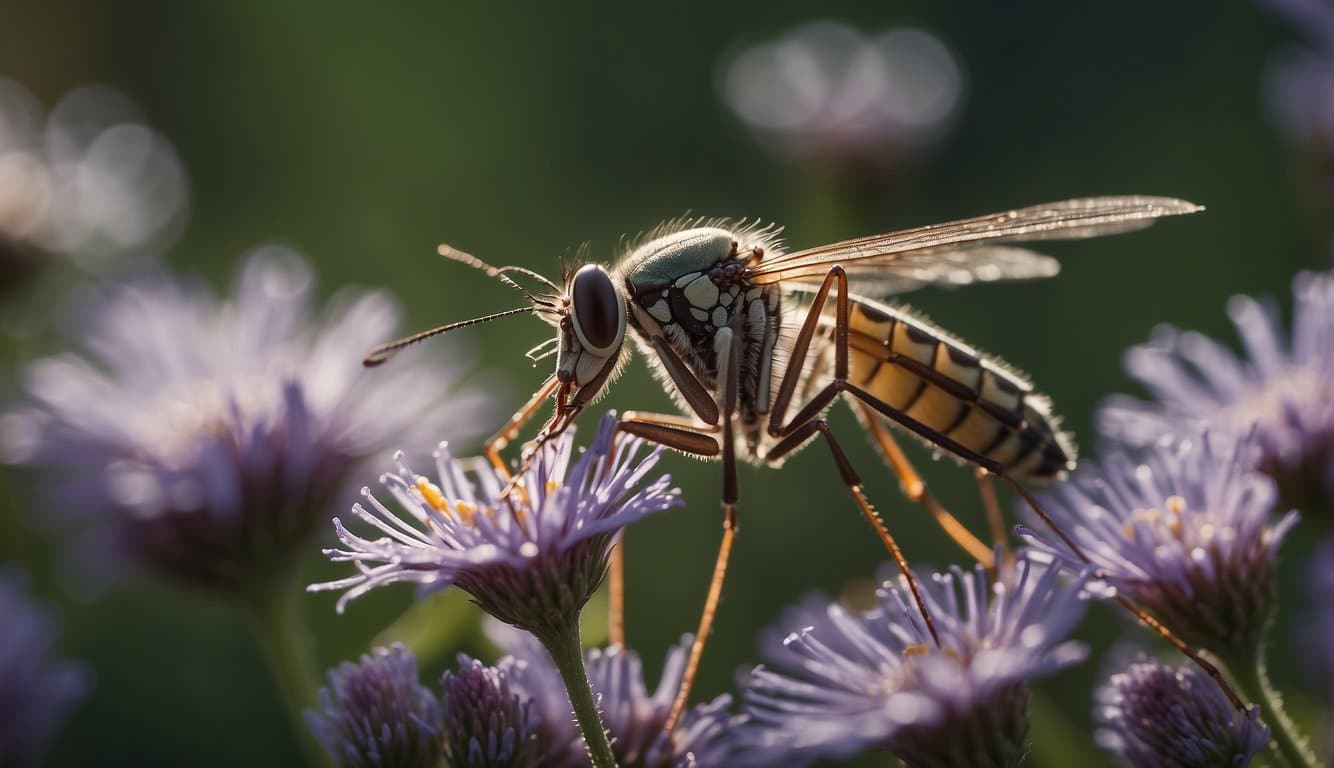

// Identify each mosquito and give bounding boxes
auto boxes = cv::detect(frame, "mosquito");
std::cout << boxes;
[364,196,1216,728]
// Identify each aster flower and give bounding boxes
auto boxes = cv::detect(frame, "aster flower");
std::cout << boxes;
[306,644,443,768]
[441,654,541,768]
[0,565,90,767]
[0,78,187,284]
[718,21,965,173]
[487,621,740,768]
[1095,658,1268,768]
[1303,541,1334,758]
[736,551,1088,768]
[1021,431,1296,662]
[1098,269,1334,519]
[3,248,486,594]
[1262,0,1334,202]
[311,412,679,641]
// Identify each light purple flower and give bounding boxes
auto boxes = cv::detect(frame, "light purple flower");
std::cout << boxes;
[0,566,90,767]
[1021,431,1297,660]
[1098,269,1334,517]
[306,644,443,768]
[310,413,681,640]
[487,621,740,768]
[1262,0,1334,200]
[1095,657,1268,768]
[736,552,1088,768]
[4,249,486,594]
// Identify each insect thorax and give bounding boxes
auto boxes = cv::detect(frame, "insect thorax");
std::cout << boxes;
[617,226,784,441]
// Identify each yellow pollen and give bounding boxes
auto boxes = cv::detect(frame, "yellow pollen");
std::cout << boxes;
[902,644,931,658]
[415,477,475,525]
[1122,520,1137,541]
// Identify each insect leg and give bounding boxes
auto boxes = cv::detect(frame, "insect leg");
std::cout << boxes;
[974,468,1011,561]
[766,266,941,647]
[852,401,994,568]
[666,328,742,734]
[484,375,560,476]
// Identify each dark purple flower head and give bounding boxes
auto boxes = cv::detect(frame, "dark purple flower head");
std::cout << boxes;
[1095,658,1267,768]
[1021,431,1297,660]
[488,621,740,768]
[441,655,540,768]
[3,249,486,594]
[305,644,443,768]
[718,21,965,172]
[1099,269,1334,517]
[311,413,681,640]
[737,552,1088,768]
[0,566,90,767]
[1303,540,1334,756]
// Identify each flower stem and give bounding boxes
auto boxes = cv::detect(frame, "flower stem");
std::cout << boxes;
[542,621,619,768]
[1226,646,1318,768]
[244,573,333,768]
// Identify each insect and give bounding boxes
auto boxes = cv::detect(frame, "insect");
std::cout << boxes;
[365,195,1202,729]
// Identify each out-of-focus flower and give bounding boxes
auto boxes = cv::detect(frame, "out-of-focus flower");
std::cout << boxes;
[1021,431,1296,661]
[306,644,443,768]
[1095,657,1267,768]
[736,552,1088,768]
[0,78,187,281]
[1099,269,1334,518]
[1304,541,1334,758]
[0,566,90,767]
[3,248,486,594]
[311,413,680,642]
[1262,0,1334,201]
[719,21,965,170]
[487,621,740,768]
[441,654,540,768]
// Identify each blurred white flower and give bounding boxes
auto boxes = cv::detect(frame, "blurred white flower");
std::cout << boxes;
[719,22,965,167]
[0,78,188,274]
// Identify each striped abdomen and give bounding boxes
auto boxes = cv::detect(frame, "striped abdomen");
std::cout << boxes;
[845,298,1075,481]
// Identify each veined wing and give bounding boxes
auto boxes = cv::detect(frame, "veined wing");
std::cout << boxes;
[747,196,1201,288]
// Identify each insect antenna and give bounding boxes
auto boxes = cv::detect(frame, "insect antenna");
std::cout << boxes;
[437,243,562,306]
[363,306,534,367]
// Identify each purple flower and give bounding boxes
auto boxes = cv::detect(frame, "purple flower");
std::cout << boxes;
[718,21,965,172]
[311,413,681,641]
[0,78,187,279]
[1098,269,1334,517]
[487,621,740,768]
[3,249,486,594]
[1021,431,1297,660]
[441,655,540,768]
[1095,657,1268,768]
[0,566,90,767]
[306,644,442,768]
[1303,541,1334,757]
[736,552,1088,768]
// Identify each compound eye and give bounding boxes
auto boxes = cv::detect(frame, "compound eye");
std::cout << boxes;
[569,265,623,354]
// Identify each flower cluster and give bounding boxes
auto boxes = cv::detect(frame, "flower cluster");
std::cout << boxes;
[0,566,90,766]
[4,249,485,594]
[1099,269,1334,518]
[311,413,681,640]
[736,552,1089,767]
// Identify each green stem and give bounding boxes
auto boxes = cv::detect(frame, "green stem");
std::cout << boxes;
[1226,647,1319,768]
[542,621,619,768]
[244,573,334,768]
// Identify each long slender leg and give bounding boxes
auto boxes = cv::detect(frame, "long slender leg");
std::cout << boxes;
[666,328,741,734]
[608,538,626,646]
[974,469,1010,562]
[485,375,559,476]
[853,402,994,568]
[766,266,941,646]
[766,419,941,647]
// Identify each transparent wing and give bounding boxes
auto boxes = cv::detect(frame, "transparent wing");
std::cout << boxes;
[747,196,1201,288]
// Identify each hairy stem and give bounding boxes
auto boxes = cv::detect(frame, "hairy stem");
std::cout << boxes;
[542,621,619,768]
[1226,645,1319,768]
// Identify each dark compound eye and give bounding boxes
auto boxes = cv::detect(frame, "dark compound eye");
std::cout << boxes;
[570,265,623,353]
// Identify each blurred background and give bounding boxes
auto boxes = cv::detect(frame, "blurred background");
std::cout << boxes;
[0,1,1327,766]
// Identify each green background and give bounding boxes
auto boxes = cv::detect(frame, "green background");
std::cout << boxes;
[1,2,1326,766]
